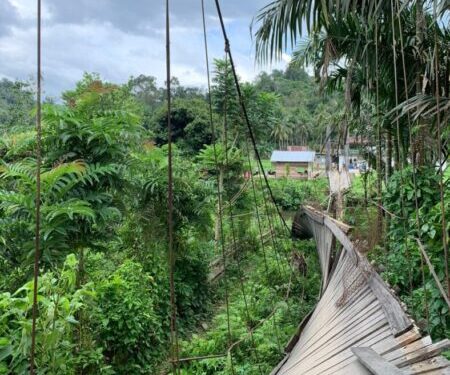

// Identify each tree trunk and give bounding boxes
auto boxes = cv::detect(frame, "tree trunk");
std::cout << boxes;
[214,168,224,253]
[416,0,426,166]
[386,131,393,180]
[394,132,401,171]
[326,124,331,172]
[344,61,353,169]
[376,121,383,244]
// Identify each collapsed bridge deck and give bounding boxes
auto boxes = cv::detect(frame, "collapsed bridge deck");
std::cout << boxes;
[271,206,450,375]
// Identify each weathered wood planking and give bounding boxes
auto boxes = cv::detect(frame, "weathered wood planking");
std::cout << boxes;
[367,271,412,336]
[403,356,450,374]
[272,206,450,375]
[351,347,406,375]
[393,340,450,368]
[323,216,358,263]
[328,169,351,195]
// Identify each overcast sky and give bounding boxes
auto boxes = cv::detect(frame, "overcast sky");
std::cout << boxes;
[0,0,291,99]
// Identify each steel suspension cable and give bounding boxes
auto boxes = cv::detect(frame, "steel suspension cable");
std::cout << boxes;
[245,140,284,279]
[222,53,264,375]
[199,2,291,368]
[243,139,283,353]
[374,21,384,243]
[394,0,432,329]
[213,0,290,235]
[200,1,235,371]
[213,0,294,286]
[30,0,42,373]
[432,0,449,298]
[165,1,180,372]
[390,0,414,294]
[394,0,422,232]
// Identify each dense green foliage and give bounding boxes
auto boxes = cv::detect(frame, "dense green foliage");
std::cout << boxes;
[344,169,450,340]
[0,61,331,374]
[270,178,328,211]
[1,0,448,371]
[0,79,34,133]
[255,0,449,344]
[179,238,320,374]
[381,168,449,338]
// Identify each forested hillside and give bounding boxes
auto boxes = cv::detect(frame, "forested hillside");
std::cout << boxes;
[0,66,332,374]
[0,0,449,373]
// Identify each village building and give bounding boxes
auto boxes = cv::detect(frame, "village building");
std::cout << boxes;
[270,150,316,179]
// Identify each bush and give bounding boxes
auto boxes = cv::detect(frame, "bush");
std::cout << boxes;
[93,260,167,374]
[380,167,450,338]
[0,254,99,374]
[269,178,328,211]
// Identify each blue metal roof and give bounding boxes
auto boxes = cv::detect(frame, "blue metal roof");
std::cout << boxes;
[270,150,316,163]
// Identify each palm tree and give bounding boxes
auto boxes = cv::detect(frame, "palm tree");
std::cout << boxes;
[271,121,291,149]
[254,0,448,240]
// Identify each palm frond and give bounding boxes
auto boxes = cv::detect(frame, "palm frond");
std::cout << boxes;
[392,94,450,122]
[253,0,386,64]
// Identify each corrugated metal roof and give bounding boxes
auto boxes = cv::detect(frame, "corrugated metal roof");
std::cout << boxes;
[270,150,316,163]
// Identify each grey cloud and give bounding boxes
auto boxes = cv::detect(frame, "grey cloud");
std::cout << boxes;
[0,1,19,37]
[0,0,286,98]
[44,0,269,33]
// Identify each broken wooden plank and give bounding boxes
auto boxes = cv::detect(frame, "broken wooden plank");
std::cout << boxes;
[326,215,353,234]
[402,356,450,374]
[351,347,405,375]
[303,206,324,224]
[323,216,358,263]
[383,336,433,362]
[394,339,450,368]
[274,206,450,375]
[368,272,412,336]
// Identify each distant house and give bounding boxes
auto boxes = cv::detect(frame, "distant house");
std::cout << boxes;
[270,150,316,179]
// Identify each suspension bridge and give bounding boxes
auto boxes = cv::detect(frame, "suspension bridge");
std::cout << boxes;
[25,0,449,374]
[269,205,450,374]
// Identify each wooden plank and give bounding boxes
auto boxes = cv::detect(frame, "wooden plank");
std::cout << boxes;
[403,356,450,374]
[296,306,386,373]
[326,215,353,234]
[327,334,403,375]
[376,327,422,357]
[284,307,315,353]
[304,205,353,233]
[368,272,412,336]
[303,206,324,224]
[383,336,432,362]
[322,327,425,375]
[290,253,354,340]
[327,332,438,375]
[351,347,405,375]
[281,312,388,374]
[332,359,372,375]
[270,353,290,375]
[317,327,395,375]
[422,369,450,375]
[313,224,334,290]
[288,268,371,359]
[394,339,450,368]
[323,216,358,263]
[290,296,381,365]
[292,322,393,375]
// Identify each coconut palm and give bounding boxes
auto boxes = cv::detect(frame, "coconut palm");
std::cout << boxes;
[271,121,292,149]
